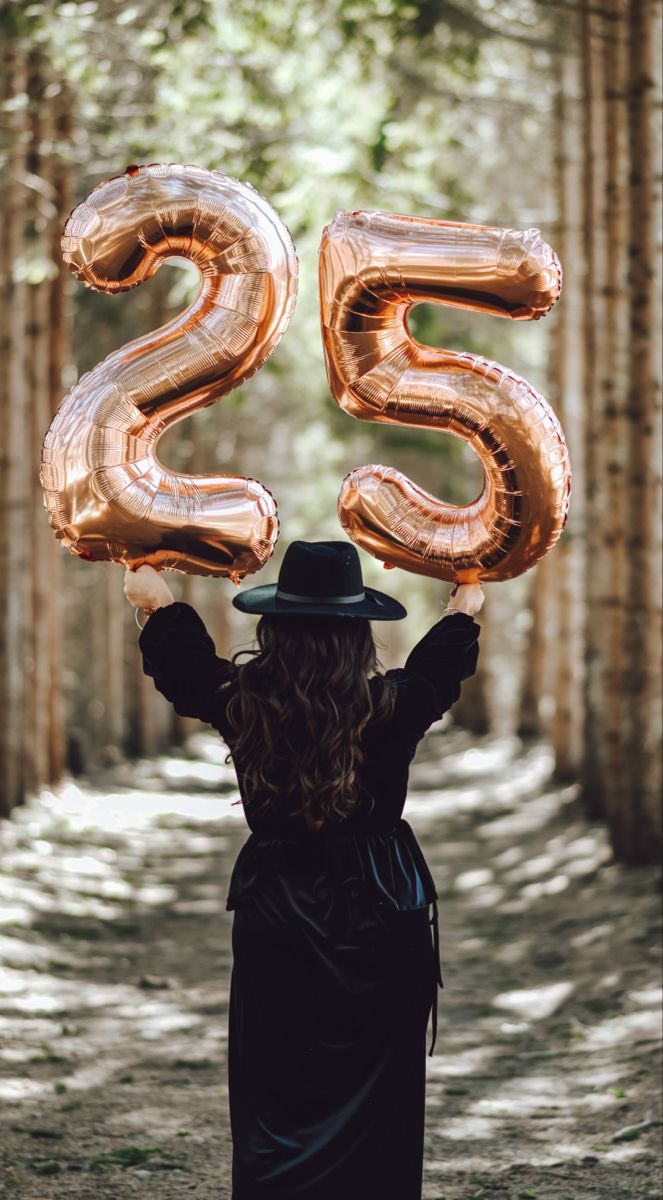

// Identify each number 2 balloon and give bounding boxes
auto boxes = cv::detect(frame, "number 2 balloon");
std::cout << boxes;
[40,163,298,579]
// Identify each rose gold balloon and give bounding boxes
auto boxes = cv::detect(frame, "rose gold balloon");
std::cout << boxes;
[319,210,570,583]
[40,163,298,579]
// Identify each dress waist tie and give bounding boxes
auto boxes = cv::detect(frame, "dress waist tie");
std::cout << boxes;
[428,899,444,1057]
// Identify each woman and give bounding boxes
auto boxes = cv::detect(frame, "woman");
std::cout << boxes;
[125,540,483,1200]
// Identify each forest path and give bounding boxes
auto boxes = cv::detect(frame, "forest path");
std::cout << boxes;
[0,729,661,1200]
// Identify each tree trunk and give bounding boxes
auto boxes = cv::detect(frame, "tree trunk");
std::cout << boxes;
[104,566,125,764]
[570,0,662,861]
[615,0,662,862]
[0,44,72,813]
[551,35,586,781]
[126,630,159,760]
[452,602,490,736]
[580,0,610,818]
[170,572,197,749]
[46,83,73,784]
[25,48,55,796]
[516,559,550,740]
[0,40,14,814]
[598,0,631,838]
[0,42,29,813]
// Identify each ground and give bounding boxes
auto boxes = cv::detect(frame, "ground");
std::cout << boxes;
[0,726,661,1200]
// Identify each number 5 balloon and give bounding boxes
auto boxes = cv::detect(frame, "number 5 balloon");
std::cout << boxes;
[40,163,298,579]
[319,211,570,582]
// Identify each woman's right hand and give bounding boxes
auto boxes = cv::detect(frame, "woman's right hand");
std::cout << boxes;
[124,564,175,612]
[443,582,485,617]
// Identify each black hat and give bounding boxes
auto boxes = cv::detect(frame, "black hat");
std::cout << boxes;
[232,540,406,620]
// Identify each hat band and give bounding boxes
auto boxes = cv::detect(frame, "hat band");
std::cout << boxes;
[275,588,366,604]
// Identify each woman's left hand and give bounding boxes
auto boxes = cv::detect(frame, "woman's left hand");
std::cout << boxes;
[124,564,175,612]
[443,582,485,617]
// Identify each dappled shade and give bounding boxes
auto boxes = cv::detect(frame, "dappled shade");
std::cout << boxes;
[1,728,660,1195]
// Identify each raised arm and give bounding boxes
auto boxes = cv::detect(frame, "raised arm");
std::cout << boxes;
[392,585,483,748]
[125,567,237,727]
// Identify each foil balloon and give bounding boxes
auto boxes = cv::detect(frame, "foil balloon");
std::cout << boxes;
[319,211,570,583]
[40,163,299,579]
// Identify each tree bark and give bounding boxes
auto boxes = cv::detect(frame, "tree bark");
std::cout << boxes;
[104,566,125,764]
[25,48,54,796]
[551,35,586,780]
[0,40,14,813]
[0,42,29,813]
[170,572,197,749]
[616,0,662,862]
[580,0,610,818]
[570,0,662,861]
[517,559,550,740]
[126,626,159,759]
[452,602,491,736]
[0,43,73,812]
[46,83,73,783]
[598,0,631,837]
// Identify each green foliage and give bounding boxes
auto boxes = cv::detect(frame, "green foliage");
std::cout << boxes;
[10,0,558,626]
[88,1145,163,1171]
[32,1159,61,1175]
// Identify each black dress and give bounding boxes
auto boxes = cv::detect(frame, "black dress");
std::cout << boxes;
[139,603,480,1200]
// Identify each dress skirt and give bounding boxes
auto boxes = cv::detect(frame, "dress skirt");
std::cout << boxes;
[227,823,441,1200]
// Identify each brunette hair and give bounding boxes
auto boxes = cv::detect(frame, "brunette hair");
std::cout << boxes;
[224,614,397,830]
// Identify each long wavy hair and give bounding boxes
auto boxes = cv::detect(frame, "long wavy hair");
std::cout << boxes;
[224,614,397,831]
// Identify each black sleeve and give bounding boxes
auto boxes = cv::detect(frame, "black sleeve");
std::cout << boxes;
[138,602,238,731]
[389,611,480,748]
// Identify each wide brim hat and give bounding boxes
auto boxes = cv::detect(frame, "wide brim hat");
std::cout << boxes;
[232,540,406,620]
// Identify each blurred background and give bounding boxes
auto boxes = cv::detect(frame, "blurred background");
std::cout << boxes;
[0,0,661,864]
[0,6,661,1195]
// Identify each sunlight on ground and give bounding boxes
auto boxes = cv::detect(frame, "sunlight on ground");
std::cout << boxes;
[110,1104,212,1138]
[477,784,578,839]
[427,1044,497,1079]
[406,740,556,831]
[628,987,662,1007]
[434,1114,502,1140]
[0,969,208,1101]
[603,1143,659,1163]
[0,877,123,921]
[584,1009,662,1048]
[493,936,534,965]
[572,921,615,948]
[468,1074,618,1117]
[492,982,574,1019]
[500,827,611,891]
[445,740,520,778]
[159,757,235,787]
[0,732,660,1198]
[454,867,495,890]
[30,780,244,833]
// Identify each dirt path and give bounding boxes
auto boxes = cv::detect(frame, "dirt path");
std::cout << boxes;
[1,728,661,1200]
